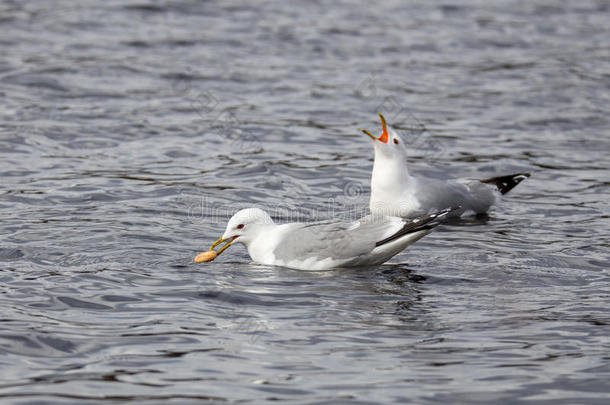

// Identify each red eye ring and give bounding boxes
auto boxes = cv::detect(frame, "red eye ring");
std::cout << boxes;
[237,224,244,229]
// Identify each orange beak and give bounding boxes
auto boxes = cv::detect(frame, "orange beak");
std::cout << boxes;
[360,113,389,143]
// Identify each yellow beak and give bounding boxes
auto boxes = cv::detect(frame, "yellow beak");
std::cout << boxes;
[378,112,387,132]
[360,128,377,140]
[194,236,237,263]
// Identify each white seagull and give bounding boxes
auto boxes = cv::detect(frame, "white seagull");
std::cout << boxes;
[361,114,530,218]
[194,207,457,270]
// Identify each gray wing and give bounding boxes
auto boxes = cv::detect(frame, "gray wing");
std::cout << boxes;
[414,177,471,213]
[272,208,456,262]
[272,218,397,263]
[414,176,502,215]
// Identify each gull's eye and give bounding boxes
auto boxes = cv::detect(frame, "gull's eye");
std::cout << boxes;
[236,224,244,229]
[393,138,399,145]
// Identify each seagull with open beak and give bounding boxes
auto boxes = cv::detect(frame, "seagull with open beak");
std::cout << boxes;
[361,113,530,218]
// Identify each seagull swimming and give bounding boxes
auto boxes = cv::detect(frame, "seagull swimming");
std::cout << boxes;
[361,114,530,218]
[194,207,456,270]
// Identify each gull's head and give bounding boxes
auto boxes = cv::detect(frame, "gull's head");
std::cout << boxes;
[361,113,408,161]
[221,207,274,243]
[194,208,274,263]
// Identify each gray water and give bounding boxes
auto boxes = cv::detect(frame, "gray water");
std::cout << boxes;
[1,1,609,404]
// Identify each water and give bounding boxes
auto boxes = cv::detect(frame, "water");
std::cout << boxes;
[1,0,609,403]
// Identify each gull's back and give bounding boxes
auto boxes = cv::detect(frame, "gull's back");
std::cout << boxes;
[269,210,451,270]
[271,218,389,266]
[412,176,496,217]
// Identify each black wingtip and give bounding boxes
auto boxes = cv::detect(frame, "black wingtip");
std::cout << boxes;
[375,206,459,247]
[480,172,530,195]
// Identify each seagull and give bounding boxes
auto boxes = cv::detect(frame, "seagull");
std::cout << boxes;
[194,206,457,270]
[361,114,530,218]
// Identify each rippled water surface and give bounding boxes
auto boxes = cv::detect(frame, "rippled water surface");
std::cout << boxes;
[1,0,609,403]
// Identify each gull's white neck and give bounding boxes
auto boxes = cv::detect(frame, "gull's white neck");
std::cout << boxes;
[370,150,415,216]
[242,223,285,264]
[371,150,412,192]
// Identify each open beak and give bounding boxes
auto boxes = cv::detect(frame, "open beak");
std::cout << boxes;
[377,113,389,143]
[194,235,238,263]
[210,235,238,255]
[360,113,389,143]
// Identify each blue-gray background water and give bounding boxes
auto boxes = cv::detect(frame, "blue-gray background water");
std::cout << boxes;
[1,1,609,403]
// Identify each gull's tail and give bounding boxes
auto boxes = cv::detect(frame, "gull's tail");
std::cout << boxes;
[375,206,458,247]
[480,173,530,195]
